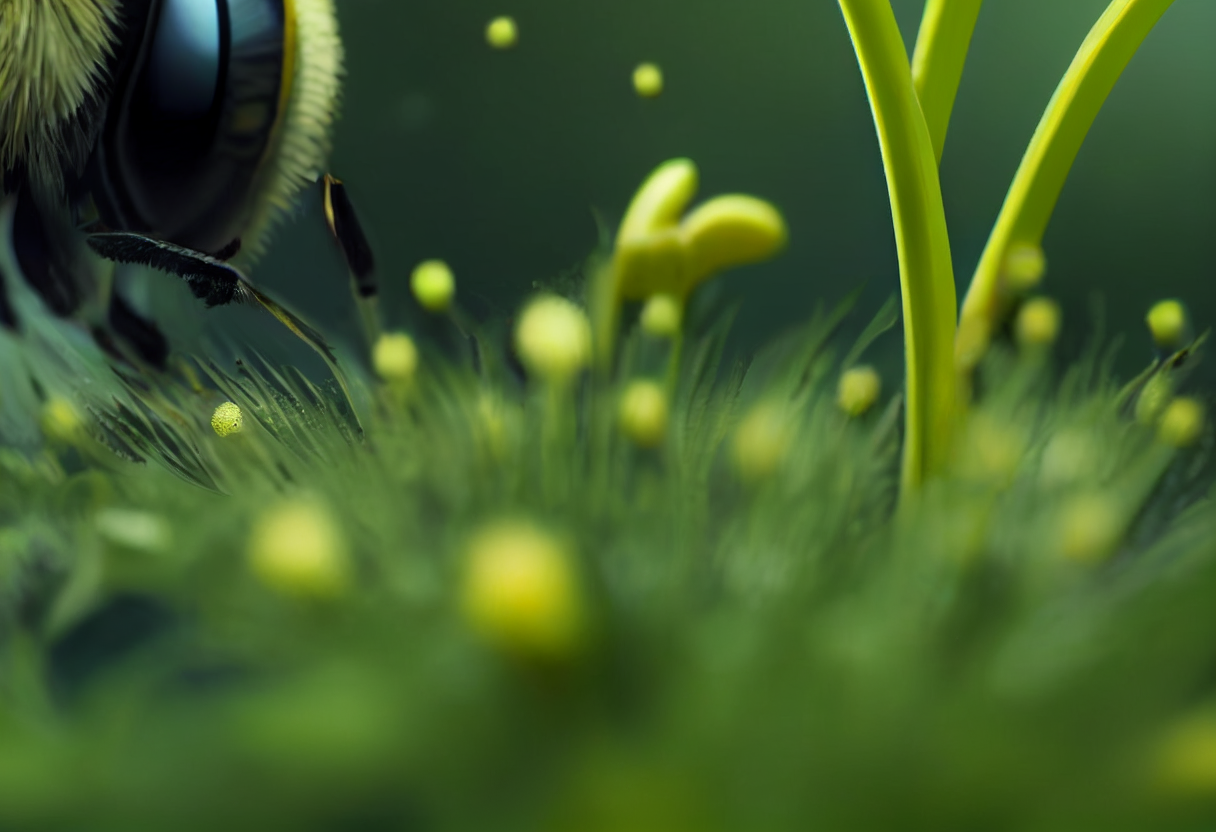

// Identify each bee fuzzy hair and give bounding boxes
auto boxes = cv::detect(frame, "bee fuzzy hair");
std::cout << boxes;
[238,0,344,262]
[0,0,119,197]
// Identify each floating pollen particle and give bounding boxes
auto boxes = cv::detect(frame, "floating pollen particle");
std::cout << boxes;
[486,16,518,49]
[211,401,244,437]
[837,366,881,417]
[633,62,664,98]
[514,295,591,385]
[1015,296,1061,348]
[618,380,669,448]
[461,520,583,659]
[247,498,350,599]
[410,260,456,313]
[372,332,419,383]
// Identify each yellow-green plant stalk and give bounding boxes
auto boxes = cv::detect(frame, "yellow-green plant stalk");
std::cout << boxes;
[956,0,1176,376]
[838,0,958,491]
[911,0,985,164]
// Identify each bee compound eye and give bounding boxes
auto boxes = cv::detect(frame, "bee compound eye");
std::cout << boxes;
[96,0,287,256]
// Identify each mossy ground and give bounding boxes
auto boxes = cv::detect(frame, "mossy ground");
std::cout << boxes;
[0,266,1212,830]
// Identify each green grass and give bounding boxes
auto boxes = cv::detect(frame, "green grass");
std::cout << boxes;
[0,1,1212,829]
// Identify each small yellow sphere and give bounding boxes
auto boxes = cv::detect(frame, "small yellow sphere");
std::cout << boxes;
[1146,299,1187,350]
[639,293,682,338]
[731,401,793,483]
[248,499,350,599]
[837,366,881,417]
[1002,243,1046,292]
[1158,397,1205,448]
[210,401,244,437]
[410,259,456,313]
[41,396,84,444]
[1059,493,1122,564]
[514,295,591,384]
[1015,296,1061,348]
[485,16,518,49]
[632,62,664,98]
[372,332,419,383]
[618,380,669,448]
[461,520,582,659]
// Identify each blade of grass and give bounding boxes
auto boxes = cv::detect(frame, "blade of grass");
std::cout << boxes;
[911,0,985,164]
[838,0,958,492]
[956,0,1177,377]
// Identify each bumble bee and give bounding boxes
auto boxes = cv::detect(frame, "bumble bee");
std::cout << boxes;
[0,0,375,372]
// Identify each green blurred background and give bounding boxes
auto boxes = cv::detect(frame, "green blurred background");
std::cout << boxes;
[252,0,1214,384]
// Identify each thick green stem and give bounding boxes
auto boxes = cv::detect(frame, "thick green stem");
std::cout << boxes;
[911,0,985,164]
[956,0,1176,376]
[838,0,958,492]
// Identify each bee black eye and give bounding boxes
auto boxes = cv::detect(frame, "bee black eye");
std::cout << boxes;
[93,0,286,256]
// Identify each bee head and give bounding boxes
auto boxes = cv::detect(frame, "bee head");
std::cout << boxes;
[2,0,343,262]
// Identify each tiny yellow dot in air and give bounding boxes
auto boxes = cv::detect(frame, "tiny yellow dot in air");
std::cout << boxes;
[633,63,664,98]
[486,16,518,49]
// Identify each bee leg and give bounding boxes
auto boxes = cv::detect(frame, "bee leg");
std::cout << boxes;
[87,230,362,432]
[11,185,86,318]
[105,289,169,370]
[321,174,380,346]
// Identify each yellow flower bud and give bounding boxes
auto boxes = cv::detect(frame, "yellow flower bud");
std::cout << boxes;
[615,160,699,299]
[1146,299,1187,350]
[514,295,591,384]
[679,195,788,293]
[248,498,349,599]
[639,293,682,338]
[485,16,518,49]
[632,62,664,98]
[410,259,455,313]
[1059,493,1122,564]
[1015,296,1061,348]
[1158,397,1205,448]
[41,396,84,444]
[462,520,582,659]
[618,380,668,448]
[837,366,881,417]
[1002,243,1046,292]
[731,401,793,483]
[372,332,418,383]
[211,401,244,437]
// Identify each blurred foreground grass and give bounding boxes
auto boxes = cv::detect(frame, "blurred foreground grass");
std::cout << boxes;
[0,252,1212,829]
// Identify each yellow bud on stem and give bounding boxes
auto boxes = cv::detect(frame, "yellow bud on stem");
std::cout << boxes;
[837,366,881,417]
[1146,300,1187,350]
[211,401,244,437]
[410,260,455,313]
[515,295,591,385]
[618,380,669,448]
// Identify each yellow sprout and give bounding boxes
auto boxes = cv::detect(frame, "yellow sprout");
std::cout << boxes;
[41,396,84,444]
[515,295,591,384]
[1059,493,1122,564]
[461,520,582,659]
[485,16,518,49]
[1015,296,1061,348]
[1158,397,1205,449]
[678,195,788,292]
[1146,299,1187,350]
[632,62,664,98]
[1002,243,1046,293]
[211,401,244,437]
[731,401,793,483]
[837,366,881,417]
[410,259,455,313]
[618,380,669,448]
[639,293,682,338]
[613,159,786,301]
[247,498,349,599]
[372,332,418,383]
